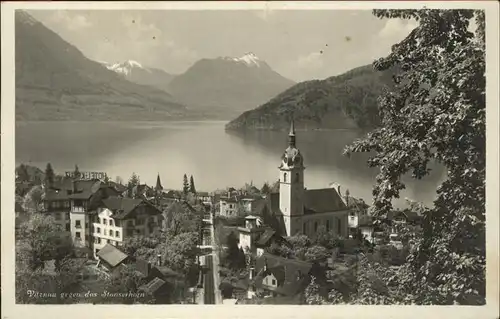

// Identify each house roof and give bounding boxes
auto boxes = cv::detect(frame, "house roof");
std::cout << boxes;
[101,197,161,220]
[45,178,102,201]
[97,244,128,268]
[254,253,312,297]
[255,229,277,247]
[386,210,421,222]
[139,277,167,294]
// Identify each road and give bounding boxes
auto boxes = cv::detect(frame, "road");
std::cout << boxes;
[203,255,215,304]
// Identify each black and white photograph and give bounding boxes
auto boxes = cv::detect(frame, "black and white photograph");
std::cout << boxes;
[1,1,499,318]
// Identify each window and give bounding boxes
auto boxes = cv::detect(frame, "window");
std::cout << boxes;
[283,173,287,183]
[109,230,114,237]
[55,212,61,221]
[337,218,341,234]
[109,219,114,226]
[103,219,107,225]
[326,220,330,232]
[96,227,101,234]
[75,220,81,228]
[116,231,120,238]
[272,279,276,286]
[75,232,81,239]
[66,224,70,231]
[137,219,144,226]
[94,237,99,244]
[85,222,89,229]
[97,238,101,244]
[314,222,318,232]
[104,229,107,236]
[107,239,111,244]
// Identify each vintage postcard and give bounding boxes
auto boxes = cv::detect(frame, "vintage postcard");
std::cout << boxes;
[1,1,499,319]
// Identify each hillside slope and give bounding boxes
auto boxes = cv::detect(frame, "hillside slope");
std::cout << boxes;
[15,11,187,121]
[225,65,395,131]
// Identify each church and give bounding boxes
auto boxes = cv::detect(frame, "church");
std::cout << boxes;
[259,121,350,238]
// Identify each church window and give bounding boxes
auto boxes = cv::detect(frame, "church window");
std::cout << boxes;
[283,173,287,183]
[295,173,300,182]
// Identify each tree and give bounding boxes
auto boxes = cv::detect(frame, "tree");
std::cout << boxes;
[73,165,81,179]
[161,232,200,277]
[44,163,55,188]
[163,201,200,237]
[22,185,45,214]
[115,176,124,185]
[16,164,30,182]
[17,213,74,270]
[182,174,190,195]
[189,175,196,194]
[127,172,140,198]
[304,245,330,263]
[261,182,270,195]
[344,9,485,305]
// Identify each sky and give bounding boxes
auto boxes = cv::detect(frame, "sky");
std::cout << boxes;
[27,9,417,82]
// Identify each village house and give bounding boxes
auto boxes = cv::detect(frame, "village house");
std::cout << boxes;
[196,191,212,205]
[90,196,163,258]
[238,215,288,257]
[43,177,120,250]
[250,253,320,299]
[96,243,130,272]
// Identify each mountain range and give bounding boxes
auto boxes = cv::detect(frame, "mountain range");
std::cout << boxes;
[15,11,394,128]
[166,53,296,117]
[101,60,176,93]
[225,65,395,131]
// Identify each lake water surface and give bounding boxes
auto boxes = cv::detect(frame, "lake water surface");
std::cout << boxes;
[15,121,445,208]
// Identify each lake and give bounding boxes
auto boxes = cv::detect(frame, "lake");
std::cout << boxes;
[15,121,445,208]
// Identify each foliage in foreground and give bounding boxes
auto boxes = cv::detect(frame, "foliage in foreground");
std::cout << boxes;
[339,9,486,305]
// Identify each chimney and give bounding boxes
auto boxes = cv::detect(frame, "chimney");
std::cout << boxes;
[157,254,162,266]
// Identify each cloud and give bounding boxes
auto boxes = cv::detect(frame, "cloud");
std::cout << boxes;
[49,10,92,31]
[378,18,418,40]
[296,51,324,70]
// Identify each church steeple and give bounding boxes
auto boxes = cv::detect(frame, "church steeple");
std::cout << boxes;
[155,173,163,191]
[288,119,296,147]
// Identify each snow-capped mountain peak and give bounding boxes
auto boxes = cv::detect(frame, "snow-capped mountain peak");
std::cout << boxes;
[103,60,148,76]
[221,52,263,68]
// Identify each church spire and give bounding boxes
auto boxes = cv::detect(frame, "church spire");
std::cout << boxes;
[288,119,296,147]
[155,173,163,191]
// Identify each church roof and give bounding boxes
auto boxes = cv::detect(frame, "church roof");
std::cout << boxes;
[268,187,347,216]
[303,188,348,214]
